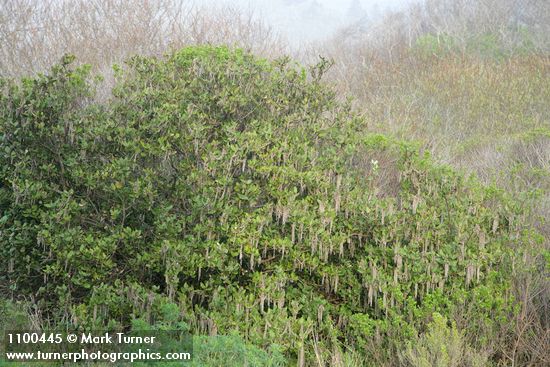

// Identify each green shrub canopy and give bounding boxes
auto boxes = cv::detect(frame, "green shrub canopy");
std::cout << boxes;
[0,47,522,361]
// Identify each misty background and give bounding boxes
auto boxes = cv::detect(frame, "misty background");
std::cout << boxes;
[209,0,417,45]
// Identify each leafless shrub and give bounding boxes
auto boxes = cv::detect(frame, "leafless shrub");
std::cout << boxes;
[0,0,287,83]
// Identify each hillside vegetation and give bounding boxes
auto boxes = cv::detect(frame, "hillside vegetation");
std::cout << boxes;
[1,1,549,366]
[321,4,550,363]
[0,46,542,366]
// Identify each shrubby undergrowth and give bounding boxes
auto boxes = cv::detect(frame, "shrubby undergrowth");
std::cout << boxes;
[324,26,550,364]
[0,46,539,365]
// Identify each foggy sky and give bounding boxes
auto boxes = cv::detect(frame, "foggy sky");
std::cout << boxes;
[209,0,419,45]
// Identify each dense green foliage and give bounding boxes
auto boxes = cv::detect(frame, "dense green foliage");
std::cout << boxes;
[0,46,534,365]
[400,312,488,367]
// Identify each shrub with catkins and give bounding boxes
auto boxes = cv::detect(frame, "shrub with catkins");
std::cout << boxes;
[0,47,534,365]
